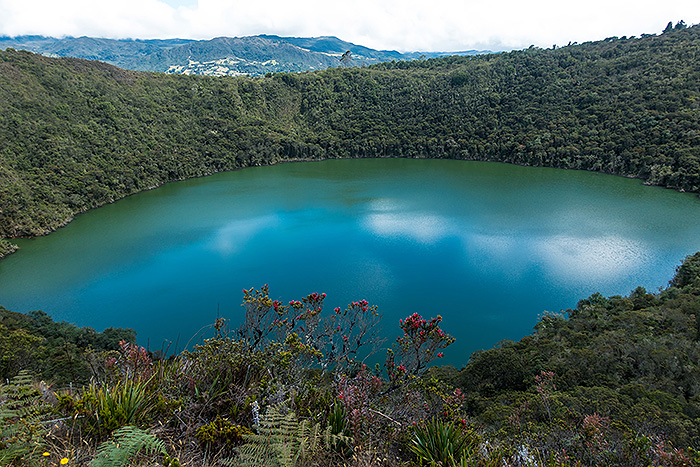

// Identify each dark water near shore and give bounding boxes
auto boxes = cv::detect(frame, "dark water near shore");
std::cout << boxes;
[2,159,700,365]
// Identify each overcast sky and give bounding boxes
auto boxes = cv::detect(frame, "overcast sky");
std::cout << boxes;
[1,0,699,52]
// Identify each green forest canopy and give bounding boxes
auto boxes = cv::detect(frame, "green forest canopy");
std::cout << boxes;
[1,25,699,244]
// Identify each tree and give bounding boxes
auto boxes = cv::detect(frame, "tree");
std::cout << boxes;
[0,326,42,380]
[340,50,353,67]
[670,252,700,290]
[386,313,454,379]
[237,286,382,373]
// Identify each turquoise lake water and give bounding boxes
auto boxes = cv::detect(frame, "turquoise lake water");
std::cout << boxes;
[2,159,700,365]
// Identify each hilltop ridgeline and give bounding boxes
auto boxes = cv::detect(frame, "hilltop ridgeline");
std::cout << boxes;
[0,34,484,76]
[1,25,699,244]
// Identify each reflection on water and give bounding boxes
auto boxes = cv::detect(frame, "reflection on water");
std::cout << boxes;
[537,234,650,285]
[210,214,279,255]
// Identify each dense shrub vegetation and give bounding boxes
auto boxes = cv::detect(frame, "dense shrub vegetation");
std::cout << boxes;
[1,25,700,249]
[0,307,136,385]
[1,253,699,465]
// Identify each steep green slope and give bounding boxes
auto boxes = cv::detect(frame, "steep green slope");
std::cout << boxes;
[1,26,699,245]
[454,252,700,455]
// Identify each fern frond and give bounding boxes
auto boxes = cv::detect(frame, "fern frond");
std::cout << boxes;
[91,425,166,467]
[229,406,349,467]
[0,370,48,465]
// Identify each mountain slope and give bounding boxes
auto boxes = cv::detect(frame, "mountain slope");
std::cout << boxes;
[0,34,487,76]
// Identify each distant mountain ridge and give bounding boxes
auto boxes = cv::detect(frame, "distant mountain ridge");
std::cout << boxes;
[0,34,487,76]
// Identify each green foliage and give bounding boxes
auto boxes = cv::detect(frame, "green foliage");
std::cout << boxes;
[0,371,49,466]
[325,402,353,456]
[453,253,700,463]
[0,307,136,384]
[0,238,19,258]
[90,425,177,467]
[0,324,42,380]
[408,418,477,466]
[3,26,700,240]
[196,415,253,451]
[181,336,268,418]
[328,402,349,438]
[71,379,154,435]
[671,251,700,290]
[232,406,349,467]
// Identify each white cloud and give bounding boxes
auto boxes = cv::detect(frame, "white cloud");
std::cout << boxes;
[1,0,699,52]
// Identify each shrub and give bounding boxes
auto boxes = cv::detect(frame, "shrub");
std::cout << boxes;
[196,415,253,451]
[409,418,476,466]
[388,313,455,378]
[68,379,154,435]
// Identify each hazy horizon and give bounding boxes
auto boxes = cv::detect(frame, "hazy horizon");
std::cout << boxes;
[1,0,699,53]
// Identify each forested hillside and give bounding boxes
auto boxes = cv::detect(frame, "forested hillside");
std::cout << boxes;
[1,25,699,249]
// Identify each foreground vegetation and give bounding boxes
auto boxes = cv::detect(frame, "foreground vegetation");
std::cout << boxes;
[2,252,699,466]
[1,24,700,253]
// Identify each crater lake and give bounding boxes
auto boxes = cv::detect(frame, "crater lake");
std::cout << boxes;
[2,158,700,364]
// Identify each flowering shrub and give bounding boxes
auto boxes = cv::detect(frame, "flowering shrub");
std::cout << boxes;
[388,313,455,377]
[327,300,382,370]
[238,287,381,373]
[105,340,153,382]
[535,370,556,398]
[336,366,383,441]
[651,435,694,467]
[582,413,610,459]
[441,388,466,421]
